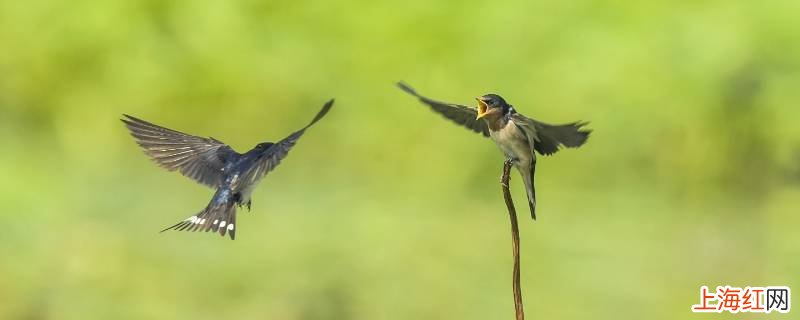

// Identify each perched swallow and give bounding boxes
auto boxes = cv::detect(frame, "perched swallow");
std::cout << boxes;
[122,100,333,239]
[397,83,590,220]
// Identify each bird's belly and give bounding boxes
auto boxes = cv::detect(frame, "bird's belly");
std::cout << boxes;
[490,124,533,167]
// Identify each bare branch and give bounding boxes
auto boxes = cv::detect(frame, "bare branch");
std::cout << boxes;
[501,159,525,320]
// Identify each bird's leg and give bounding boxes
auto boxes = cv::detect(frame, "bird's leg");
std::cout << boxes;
[246,200,251,212]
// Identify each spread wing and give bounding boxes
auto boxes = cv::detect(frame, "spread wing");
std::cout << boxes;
[239,99,334,186]
[511,113,591,156]
[121,115,239,187]
[397,82,489,137]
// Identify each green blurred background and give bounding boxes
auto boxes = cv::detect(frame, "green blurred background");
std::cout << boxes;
[1,0,798,319]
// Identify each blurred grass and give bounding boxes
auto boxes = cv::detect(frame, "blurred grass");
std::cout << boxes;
[1,0,799,319]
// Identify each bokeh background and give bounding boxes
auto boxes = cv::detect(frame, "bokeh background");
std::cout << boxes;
[1,1,798,319]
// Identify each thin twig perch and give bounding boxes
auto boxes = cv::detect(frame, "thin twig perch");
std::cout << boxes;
[501,159,525,320]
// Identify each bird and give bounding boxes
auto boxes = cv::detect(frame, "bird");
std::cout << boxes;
[121,100,334,239]
[397,82,590,220]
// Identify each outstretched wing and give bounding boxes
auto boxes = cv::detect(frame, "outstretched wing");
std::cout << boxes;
[122,115,239,187]
[397,82,489,137]
[239,99,334,186]
[511,113,591,156]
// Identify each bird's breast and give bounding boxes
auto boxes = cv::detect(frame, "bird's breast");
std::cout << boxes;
[489,122,533,166]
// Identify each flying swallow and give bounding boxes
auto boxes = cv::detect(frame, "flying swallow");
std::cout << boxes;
[122,100,333,239]
[397,83,590,220]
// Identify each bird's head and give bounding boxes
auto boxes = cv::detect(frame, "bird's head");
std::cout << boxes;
[254,142,274,150]
[476,94,510,120]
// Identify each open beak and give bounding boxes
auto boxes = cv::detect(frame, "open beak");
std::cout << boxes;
[476,97,488,119]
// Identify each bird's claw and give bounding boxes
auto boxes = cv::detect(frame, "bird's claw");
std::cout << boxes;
[236,200,252,212]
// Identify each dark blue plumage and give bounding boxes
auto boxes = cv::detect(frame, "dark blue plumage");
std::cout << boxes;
[122,100,333,239]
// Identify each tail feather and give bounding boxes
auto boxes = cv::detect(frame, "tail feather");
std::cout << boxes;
[527,197,536,220]
[520,162,537,220]
[218,211,236,239]
[161,199,238,240]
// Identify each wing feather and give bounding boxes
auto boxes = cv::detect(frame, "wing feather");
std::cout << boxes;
[397,82,489,137]
[122,115,239,187]
[240,100,334,186]
[511,113,591,156]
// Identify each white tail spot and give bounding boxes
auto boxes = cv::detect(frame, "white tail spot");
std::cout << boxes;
[219,221,226,228]
[188,216,198,222]
[199,219,206,224]
[227,224,234,231]
[213,220,219,225]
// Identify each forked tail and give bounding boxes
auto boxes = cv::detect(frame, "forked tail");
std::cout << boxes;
[161,198,239,240]
[520,162,537,220]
